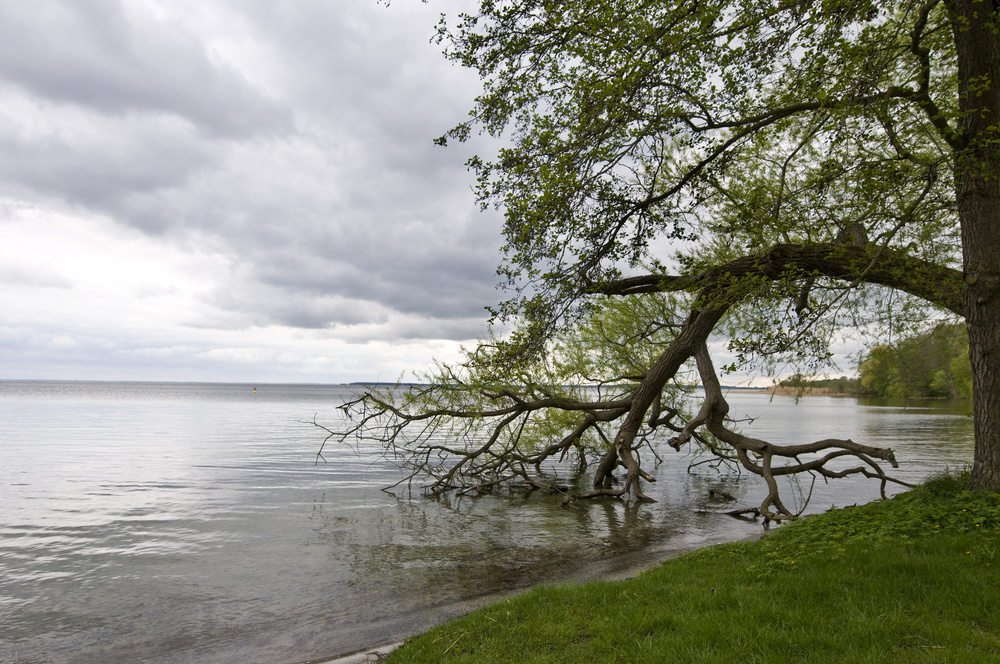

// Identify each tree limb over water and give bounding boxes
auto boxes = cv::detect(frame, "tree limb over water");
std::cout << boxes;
[323,241,935,520]
[321,0,1000,516]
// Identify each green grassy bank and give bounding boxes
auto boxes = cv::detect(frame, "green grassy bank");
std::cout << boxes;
[388,475,1000,663]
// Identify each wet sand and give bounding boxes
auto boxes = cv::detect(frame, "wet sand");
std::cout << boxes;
[309,641,401,664]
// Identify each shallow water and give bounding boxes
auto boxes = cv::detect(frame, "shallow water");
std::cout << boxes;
[0,382,974,663]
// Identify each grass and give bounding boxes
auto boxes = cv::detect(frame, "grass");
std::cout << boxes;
[387,473,1000,663]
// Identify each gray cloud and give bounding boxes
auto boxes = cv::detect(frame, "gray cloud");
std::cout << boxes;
[0,0,290,137]
[0,0,504,380]
[0,105,215,218]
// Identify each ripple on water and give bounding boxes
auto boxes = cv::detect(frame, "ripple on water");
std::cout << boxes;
[0,384,977,664]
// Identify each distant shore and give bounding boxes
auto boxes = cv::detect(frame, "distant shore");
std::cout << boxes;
[766,385,857,397]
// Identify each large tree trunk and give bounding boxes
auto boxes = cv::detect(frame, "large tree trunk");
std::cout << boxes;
[951,1,1000,491]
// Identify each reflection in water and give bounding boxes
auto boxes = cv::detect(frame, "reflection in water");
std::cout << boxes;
[0,383,975,663]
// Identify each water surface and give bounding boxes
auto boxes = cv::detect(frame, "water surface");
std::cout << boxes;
[0,382,974,663]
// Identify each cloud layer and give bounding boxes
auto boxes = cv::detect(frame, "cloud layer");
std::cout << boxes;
[0,0,502,381]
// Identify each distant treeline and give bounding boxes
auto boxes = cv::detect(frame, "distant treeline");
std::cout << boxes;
[858,323,971,399]
[778,323,972,399]
[778,374,860,394]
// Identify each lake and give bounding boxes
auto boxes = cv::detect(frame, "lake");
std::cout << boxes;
[0,382,975,663]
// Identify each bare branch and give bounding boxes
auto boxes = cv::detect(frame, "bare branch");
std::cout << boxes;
[689,342,911,520]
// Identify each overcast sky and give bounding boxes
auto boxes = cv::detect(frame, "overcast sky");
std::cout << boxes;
[0,0,508,383]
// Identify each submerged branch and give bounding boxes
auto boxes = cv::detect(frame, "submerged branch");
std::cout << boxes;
[691,342,911,520]
[316,241,925,518]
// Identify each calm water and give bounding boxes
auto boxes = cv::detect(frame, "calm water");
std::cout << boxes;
[0,382,974,663]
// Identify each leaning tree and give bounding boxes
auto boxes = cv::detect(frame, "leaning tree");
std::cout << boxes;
[326,0,1000,519]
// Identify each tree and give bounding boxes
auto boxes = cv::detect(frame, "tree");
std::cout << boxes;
[858,323,972,398]
[327,0,1000,519]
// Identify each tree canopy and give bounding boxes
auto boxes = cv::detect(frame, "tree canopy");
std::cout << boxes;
[326,0,1000,519]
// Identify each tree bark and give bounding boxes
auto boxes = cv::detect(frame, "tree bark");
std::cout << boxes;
[950,0,1000,490]
[595,303,729,496]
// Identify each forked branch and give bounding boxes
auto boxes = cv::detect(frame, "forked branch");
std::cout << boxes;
[318,242,940,518]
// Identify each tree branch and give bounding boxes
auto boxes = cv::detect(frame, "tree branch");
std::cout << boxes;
[588,242,962,316]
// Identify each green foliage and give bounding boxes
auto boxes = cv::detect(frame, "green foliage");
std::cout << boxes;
[551,293,693,385]
[750,470,997,572]
[858,322,971,398]
[416,293,692,402]
[436,0,960,342]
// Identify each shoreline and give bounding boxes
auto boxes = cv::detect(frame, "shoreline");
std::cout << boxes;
[371,480,1000,663]
[767,386,974,400]
[766,386,857,397]
[303,531,768,664]
[310,642,402,664]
